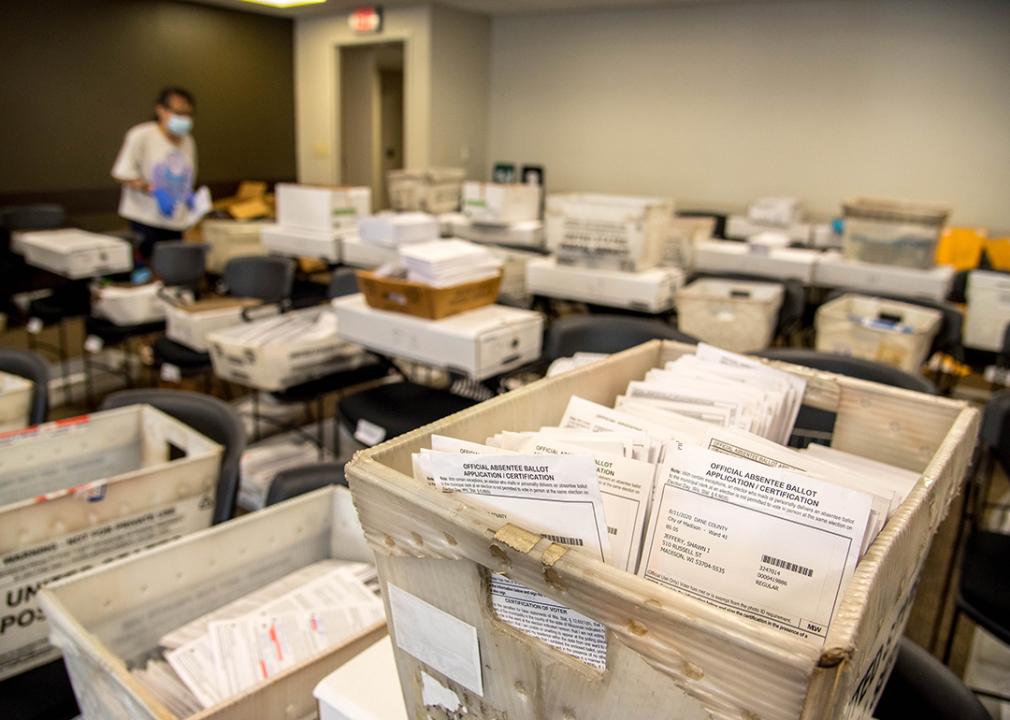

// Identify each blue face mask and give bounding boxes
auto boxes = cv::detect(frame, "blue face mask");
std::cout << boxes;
[166,114,193,137]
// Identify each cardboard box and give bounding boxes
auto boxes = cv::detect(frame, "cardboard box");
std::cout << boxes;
[344,339,978,720]
[546,194,674,272]
[342,235,400,269]
[526,257,683,313]
[91,281,167,326]
[314,637,407,720]
[450,216,545,250]
[333,294,543,380]
[277,184,371,232]
[356,270,502,320]
[20,229,133,279]
[200,220,269,274]
[0,372,32,433]
[39,486,385,720]
[462,182,541,225]
[387,168,465,214]
[694,240,820,283]
[726,215,812,244]
[965,270,1010,351]
[166,297,264,352]
[261,224,344,262]
[357,213,439,247]
[0,405,221,680]
[212,181,274,220]
[207,306,366,391]
[676,278,784,353]
[815,294,942,374]
[813,251,955,302]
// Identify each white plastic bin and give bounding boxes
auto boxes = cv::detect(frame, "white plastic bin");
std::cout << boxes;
[0,405,222,680]
[0,372,32,433]
[676,278,783,353]
[842,198,949,270]
[207,307,365,391]
[20,229,133,279]
[387,168,464,214]
[201,221,268,274]
[965,271,1010,351]
[462,182,541,225]
[91,281,167,326]
[166,297,264,352]
[546,193,673,271]
[815,294,942,373]
[39,486,385,720]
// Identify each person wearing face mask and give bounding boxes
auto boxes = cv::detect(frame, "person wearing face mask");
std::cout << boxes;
[111,86,198,262]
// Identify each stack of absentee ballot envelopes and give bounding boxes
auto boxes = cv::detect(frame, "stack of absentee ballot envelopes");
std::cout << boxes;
[411,344,920,666]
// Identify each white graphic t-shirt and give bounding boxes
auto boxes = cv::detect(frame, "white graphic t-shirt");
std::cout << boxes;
[112,121,197,230]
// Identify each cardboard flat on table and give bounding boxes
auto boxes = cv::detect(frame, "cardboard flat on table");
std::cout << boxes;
[450,216,545,249]
[333,294,543,381]
[526,257,683,313]
[276,184,371,233]
[0,372,32,433]
[260,224,344,262]
[39,486,386,720]
[200,220,268,274]
[812,251,955,302]
[546,193,674,272]
[91,281,167,326]
[356,269,502,320]
[344,340,977,720]
[341,235,400,269]
[694,240,820,283]
[964,270,1010,351]
[0,405,222,681]
[20,229,133,279]
[166,297,263,353]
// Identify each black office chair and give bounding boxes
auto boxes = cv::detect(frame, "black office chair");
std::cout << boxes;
[265,461,347,506]
[544,314,697,360]
[100,389,245,525]
[264,269,389,455]
[756,348,937,446]
[151,255,295,387]
[0,658,79,720]
[0,348,49,425]
[941,390,1010,701]
[338,381,479,447]
[689,272,805,347]
[875,637,989,720]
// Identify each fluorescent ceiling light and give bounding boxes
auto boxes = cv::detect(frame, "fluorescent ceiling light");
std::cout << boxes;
[238,0,327,7]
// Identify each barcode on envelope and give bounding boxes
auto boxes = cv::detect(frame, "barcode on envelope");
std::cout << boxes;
[544,534,584,547]
[761,554,814,577]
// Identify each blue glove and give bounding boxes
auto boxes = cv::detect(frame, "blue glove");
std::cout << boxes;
[153,187,177,218]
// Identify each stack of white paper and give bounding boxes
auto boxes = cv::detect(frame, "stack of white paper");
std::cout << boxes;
[413,344,921,651]
[398,239,502,287]
[132,560,384,715]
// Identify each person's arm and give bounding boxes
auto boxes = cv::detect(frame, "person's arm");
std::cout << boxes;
[111,127,150,192]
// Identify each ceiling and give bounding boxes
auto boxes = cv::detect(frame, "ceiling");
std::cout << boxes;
[183,0,758,19]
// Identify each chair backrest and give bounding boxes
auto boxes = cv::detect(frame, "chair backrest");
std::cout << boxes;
[99,389,245,524]
[328,268,360,299]
[544,314,697,361]
[265,462,346,506]
[152,241,208,288]
[0,349,49,426]
[874,638,989,720]
[1,204,66,232]
[757,348,938,394]
[692,272,805,336]
[223,256,295,303]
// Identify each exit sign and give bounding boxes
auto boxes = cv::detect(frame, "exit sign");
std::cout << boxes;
[349,6,383,34]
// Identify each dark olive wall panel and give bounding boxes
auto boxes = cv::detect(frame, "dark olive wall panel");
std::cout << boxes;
[0,0,296,195]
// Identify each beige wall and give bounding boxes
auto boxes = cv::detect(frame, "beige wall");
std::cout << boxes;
[295,6,432,185]
[487,0,1010,231]
[429,5,491,179]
